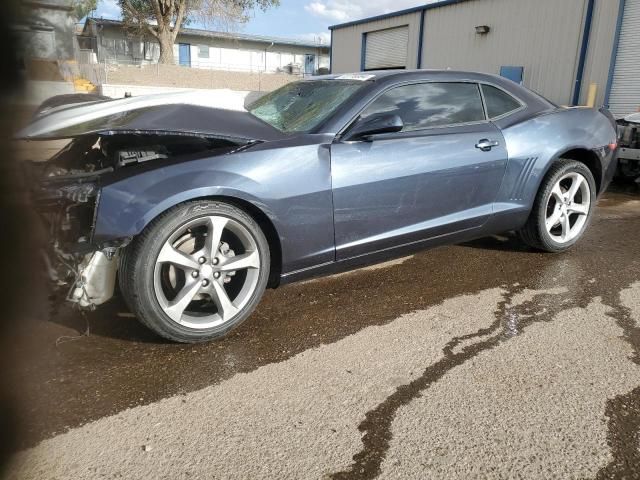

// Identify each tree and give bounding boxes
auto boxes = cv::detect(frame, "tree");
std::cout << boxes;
[117,0,279,64]
[72,0,98,19]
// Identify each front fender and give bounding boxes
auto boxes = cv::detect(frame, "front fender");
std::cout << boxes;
[94,168,270,242]
[93,144,335,274]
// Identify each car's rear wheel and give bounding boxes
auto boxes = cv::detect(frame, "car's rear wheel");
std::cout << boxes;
[120,200,270,343]
[519,160,596,252]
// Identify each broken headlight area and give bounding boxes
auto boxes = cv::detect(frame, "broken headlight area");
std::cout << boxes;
[29,132,245,309]
[67,248,120,308]
[47,182,99,203]
[26,137,110,308]
[28,164,116,308]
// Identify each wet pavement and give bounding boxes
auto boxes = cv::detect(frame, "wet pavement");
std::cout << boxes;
[5,185,640,479]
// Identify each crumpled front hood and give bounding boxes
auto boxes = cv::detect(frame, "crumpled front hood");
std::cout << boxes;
[17,90,284,143]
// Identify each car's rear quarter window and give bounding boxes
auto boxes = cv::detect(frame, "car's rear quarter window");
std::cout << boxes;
[481,84,522,119]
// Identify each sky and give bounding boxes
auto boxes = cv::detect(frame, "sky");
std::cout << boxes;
[93,0,435,44]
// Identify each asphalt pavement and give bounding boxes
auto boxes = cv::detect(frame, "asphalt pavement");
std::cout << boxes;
[4,185,640,480]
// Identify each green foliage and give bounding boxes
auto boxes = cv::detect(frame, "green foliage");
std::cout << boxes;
[72,0,98,19]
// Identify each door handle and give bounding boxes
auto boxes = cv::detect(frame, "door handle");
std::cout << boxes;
[475,139,500,152]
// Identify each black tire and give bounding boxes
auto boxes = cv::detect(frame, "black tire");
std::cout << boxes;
[119,200,270,343]
[519,159,596,252]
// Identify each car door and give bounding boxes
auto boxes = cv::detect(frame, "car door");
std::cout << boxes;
[331,81,508,260]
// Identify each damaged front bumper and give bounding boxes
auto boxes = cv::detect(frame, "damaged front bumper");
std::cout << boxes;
[24,113,255,309]
[68,249,120,308]
[25,151,125,309]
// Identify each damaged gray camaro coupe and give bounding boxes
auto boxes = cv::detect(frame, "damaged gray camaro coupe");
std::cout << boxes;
[21,70,619,343]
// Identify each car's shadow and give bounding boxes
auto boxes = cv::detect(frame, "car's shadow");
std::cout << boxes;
[48,293,169,344]
[607,179,640,196]
[460,233,532,252]
[47,234,532,343]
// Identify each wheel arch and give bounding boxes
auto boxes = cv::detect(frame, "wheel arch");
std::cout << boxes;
[132,193,283,289]
[546,147,603,195]
[206,195,283,289]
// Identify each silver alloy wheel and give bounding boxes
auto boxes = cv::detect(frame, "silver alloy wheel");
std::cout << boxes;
[545,172,591,244]
[153,215,260,329]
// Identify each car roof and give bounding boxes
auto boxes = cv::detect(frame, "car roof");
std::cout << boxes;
[312,69,507,83]
[310,69,556,110]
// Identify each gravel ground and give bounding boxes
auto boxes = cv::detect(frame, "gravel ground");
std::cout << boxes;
[7,283,640,480]
[381,296,639,479]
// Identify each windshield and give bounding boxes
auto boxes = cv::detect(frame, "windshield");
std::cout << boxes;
[247,80,366,133]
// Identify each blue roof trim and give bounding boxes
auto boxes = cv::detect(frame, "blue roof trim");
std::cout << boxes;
[571,0,595,106]
[328,0,471,30]
[417,9,426,69]
[604,0,626,108]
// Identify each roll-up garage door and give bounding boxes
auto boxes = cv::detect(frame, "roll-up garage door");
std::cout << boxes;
[364,26,409,70]
[608,0,640,118]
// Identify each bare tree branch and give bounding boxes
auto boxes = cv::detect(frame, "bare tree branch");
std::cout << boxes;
[172,1,188,42]
[150,0,163,27]
[121,0,157,37]
[117,0,280,63]
[145,24,159,38]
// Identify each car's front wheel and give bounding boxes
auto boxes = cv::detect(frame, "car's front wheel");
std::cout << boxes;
[519,160,596,252]
[120,200,270,343]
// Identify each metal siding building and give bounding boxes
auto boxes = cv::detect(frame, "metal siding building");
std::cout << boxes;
[330,11,423,73]
[419,0,588,106]
[606,0,640,117]
[581,0,621,106]
[330,0,637,116]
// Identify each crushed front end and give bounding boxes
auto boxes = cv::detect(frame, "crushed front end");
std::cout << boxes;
[19,95,270,310]
[27,135,124,308]
[26,133,245,309]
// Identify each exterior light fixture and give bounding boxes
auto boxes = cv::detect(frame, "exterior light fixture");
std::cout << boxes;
[475,25,490,34]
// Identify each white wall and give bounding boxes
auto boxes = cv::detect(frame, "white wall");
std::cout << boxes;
[97,26,329,73]
[319,55,330,70]
[176,43,324,73]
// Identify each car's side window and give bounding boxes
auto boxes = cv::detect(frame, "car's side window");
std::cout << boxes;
[481,84,522,119]
[359,82,486,131]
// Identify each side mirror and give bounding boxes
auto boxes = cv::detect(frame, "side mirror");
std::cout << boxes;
[346,113,404,141]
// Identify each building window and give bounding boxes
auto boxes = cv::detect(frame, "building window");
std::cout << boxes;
[144,42,155,60]
[198,45,210,59]
[115,39,128,55]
